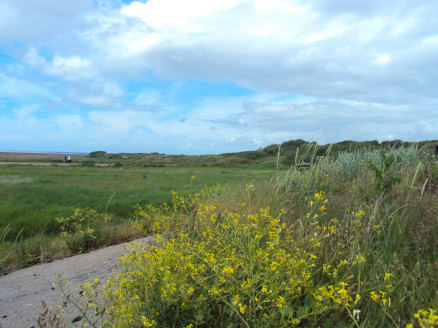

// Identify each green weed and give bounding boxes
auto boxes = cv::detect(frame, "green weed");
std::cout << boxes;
[368,150,401,195]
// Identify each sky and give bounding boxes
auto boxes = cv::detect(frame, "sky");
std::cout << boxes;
[0,0,437,154]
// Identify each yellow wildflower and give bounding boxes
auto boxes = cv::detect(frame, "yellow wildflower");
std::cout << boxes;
[222,266,234,274]
[276,295,286,308]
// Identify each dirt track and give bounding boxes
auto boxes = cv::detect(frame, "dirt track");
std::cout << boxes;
[0,237,153,328]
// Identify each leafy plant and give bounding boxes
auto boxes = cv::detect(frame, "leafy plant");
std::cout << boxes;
[368,150,401,195]
[55,208,111,252]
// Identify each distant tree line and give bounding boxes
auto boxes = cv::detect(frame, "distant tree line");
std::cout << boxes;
[87,139,438,168]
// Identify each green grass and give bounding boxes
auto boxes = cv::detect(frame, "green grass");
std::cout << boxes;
[0,165,272,238]
[0,165,274,271]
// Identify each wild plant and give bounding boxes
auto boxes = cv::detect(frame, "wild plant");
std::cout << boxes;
[55,208,111,252]
[367,150,401,195]
[49,184,437,327]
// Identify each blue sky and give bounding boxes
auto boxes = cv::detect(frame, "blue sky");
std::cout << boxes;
[1,0,437,154]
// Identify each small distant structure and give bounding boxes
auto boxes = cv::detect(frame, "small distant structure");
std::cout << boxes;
[297,162,312,170]
[65,155,72,163]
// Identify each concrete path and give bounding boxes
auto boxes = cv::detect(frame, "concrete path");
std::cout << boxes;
[0,237,153,328]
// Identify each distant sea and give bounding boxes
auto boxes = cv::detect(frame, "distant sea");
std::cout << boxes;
[0,150,87,155]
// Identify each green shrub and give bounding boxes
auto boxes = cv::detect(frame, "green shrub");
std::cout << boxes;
[89,151,107,158]
[55,208,111,252]
[367,150,401,195]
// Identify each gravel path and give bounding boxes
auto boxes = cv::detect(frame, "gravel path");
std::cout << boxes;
[0,237,153,328]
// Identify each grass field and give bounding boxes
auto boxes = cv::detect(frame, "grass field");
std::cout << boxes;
[0,164,274,271]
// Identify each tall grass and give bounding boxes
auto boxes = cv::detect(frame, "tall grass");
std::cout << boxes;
[271,145,437,326]
[277,145,422,196]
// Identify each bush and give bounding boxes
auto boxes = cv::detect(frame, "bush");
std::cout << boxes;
[54,190,432,328]
[89,151,107,158]
[55,208,111,252]
[65,195,368,327]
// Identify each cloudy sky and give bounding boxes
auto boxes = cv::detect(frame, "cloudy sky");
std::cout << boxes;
[0,0,437,154]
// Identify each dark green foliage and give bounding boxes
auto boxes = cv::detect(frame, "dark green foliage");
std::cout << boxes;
[281,139,308,148]
[88,151,107,158]
[368,150,401,195]
[262,144,280,155]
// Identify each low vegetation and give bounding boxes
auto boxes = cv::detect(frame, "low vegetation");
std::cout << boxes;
[0,166,271,272]
[2,139,436,169]
[43,145,437,327]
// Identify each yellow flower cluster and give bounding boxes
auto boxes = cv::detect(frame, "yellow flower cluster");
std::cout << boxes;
[56,207,111,236]
[352,209,365,219]
[58,189,434,327]
[46,183,438,328]
[313,282,353,306]
[55,208,112,249]
[370,290,392,308]
[96,191,361,327]
[406,308,438,328]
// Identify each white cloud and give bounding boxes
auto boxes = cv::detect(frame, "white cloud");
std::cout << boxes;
[77,95,111,107]
[121,0,240,29]
[176,93,438,151]
[1,0,438,153]
[96,0,436,105]
[421,35,438,48]
[56,114,84,130]
[134,89,162,106]
[373,54,391,66]
[49,55,94,81]
[88,109,154,134]
[17,0,438,106]
[103,81,124,97]
[2,90,437,154]
[0,73,57,100]
[0,0,93,44]
[25,49,96,81]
